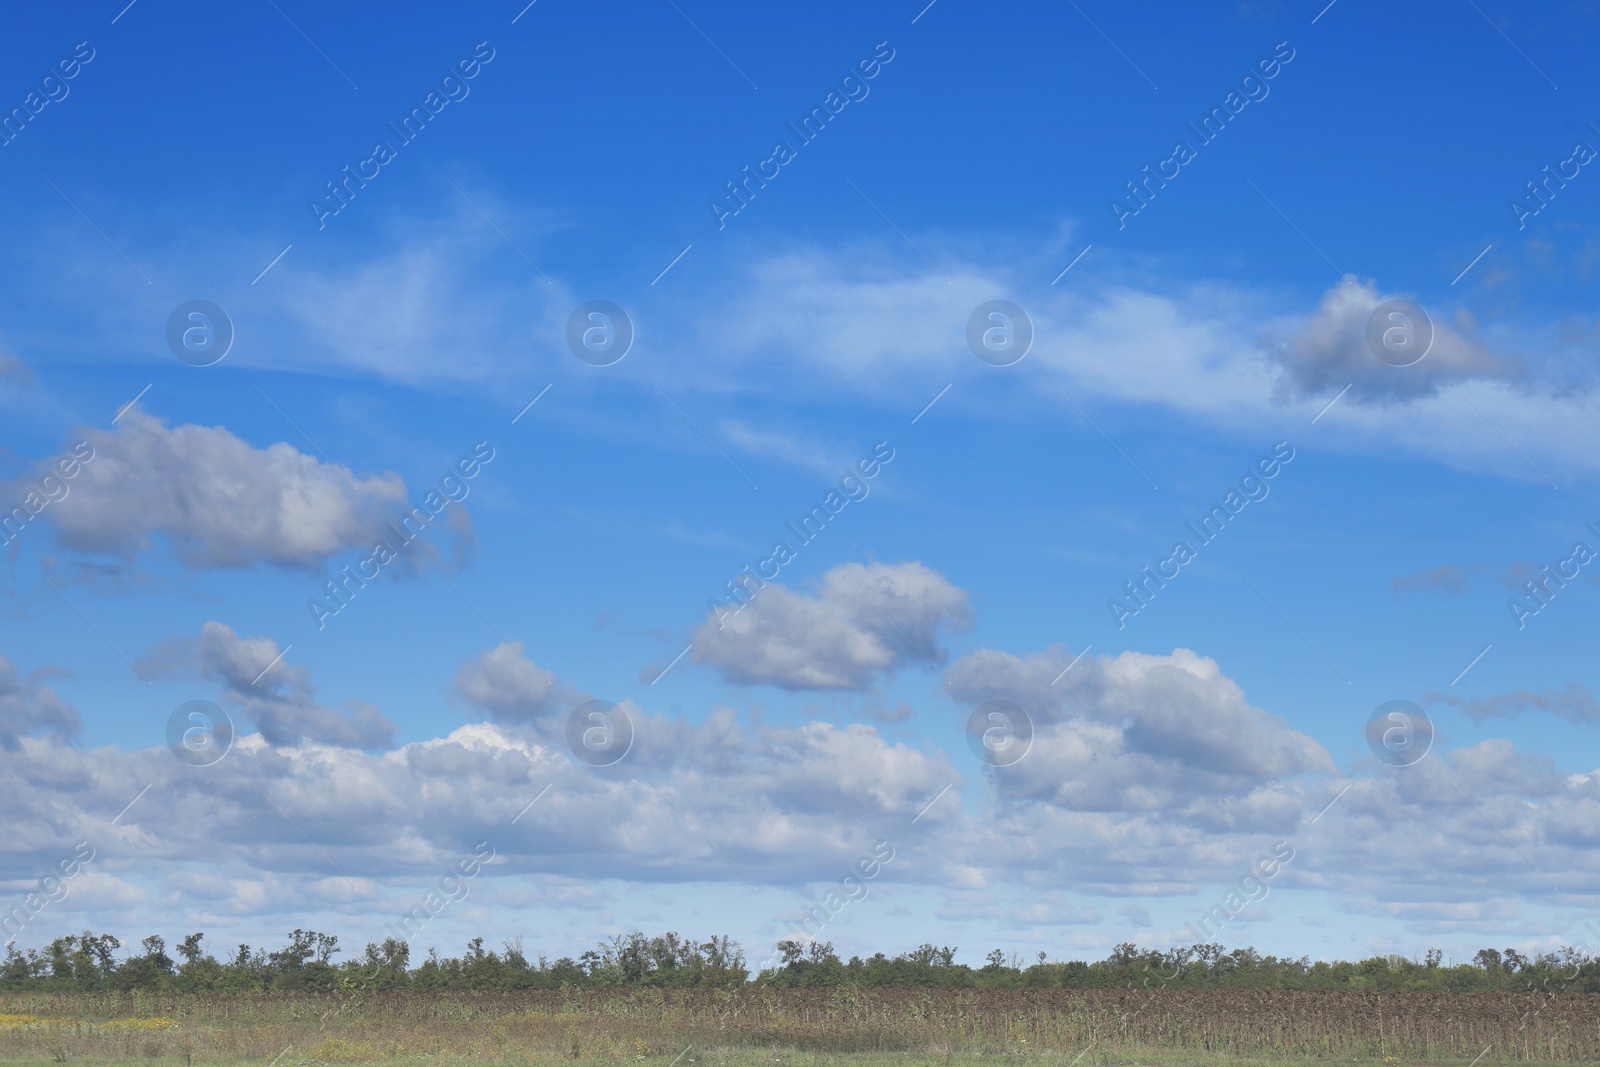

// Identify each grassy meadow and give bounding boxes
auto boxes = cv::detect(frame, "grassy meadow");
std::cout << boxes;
[1,988,1596,1067]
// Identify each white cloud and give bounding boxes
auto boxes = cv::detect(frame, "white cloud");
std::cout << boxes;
[722,421,851,480]
[693,562,971,690]
[1430,683,1600,726]
[138,621,396,749]
[1264,278,1512,402]
[1296,739,1600,905]
[452,641,579,723]
[1,658,1599,951]
[34,210,1600,485]
[35,409,412,570]
[0,654,78,749]
[939,644,1339,898]
[58,871,149,910]
[0,710,960,898]
[24,202,1600,483]
[949,644,1333,806]
[682,250,1600,482]
[271,208,572,388]
[695,252,1003,386]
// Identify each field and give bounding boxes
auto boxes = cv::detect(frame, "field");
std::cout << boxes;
[1,988,1596,1067]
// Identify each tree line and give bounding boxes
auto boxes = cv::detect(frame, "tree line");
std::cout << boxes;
[3,930,1596,993]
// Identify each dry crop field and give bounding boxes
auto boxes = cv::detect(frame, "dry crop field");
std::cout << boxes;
[1,988,1596,1067]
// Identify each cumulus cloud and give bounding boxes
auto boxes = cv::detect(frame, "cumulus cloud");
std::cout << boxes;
[1430,682,1600,726]
[452,641,580,723]
[1292,739,1600,916]
[949,645,1334,815]
[945,643,1082,718]
[693,562,971,690]
[58,871,148,910]
[32,409,414,570]
[952,722,1600,912]
[1264,279,1512,403]
[2,660,1600,948]
[0,655,78,748]
[138,621,395,748]
[0,709,960,896]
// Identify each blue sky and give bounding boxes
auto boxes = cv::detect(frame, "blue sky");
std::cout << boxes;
[3,0,1600,968]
